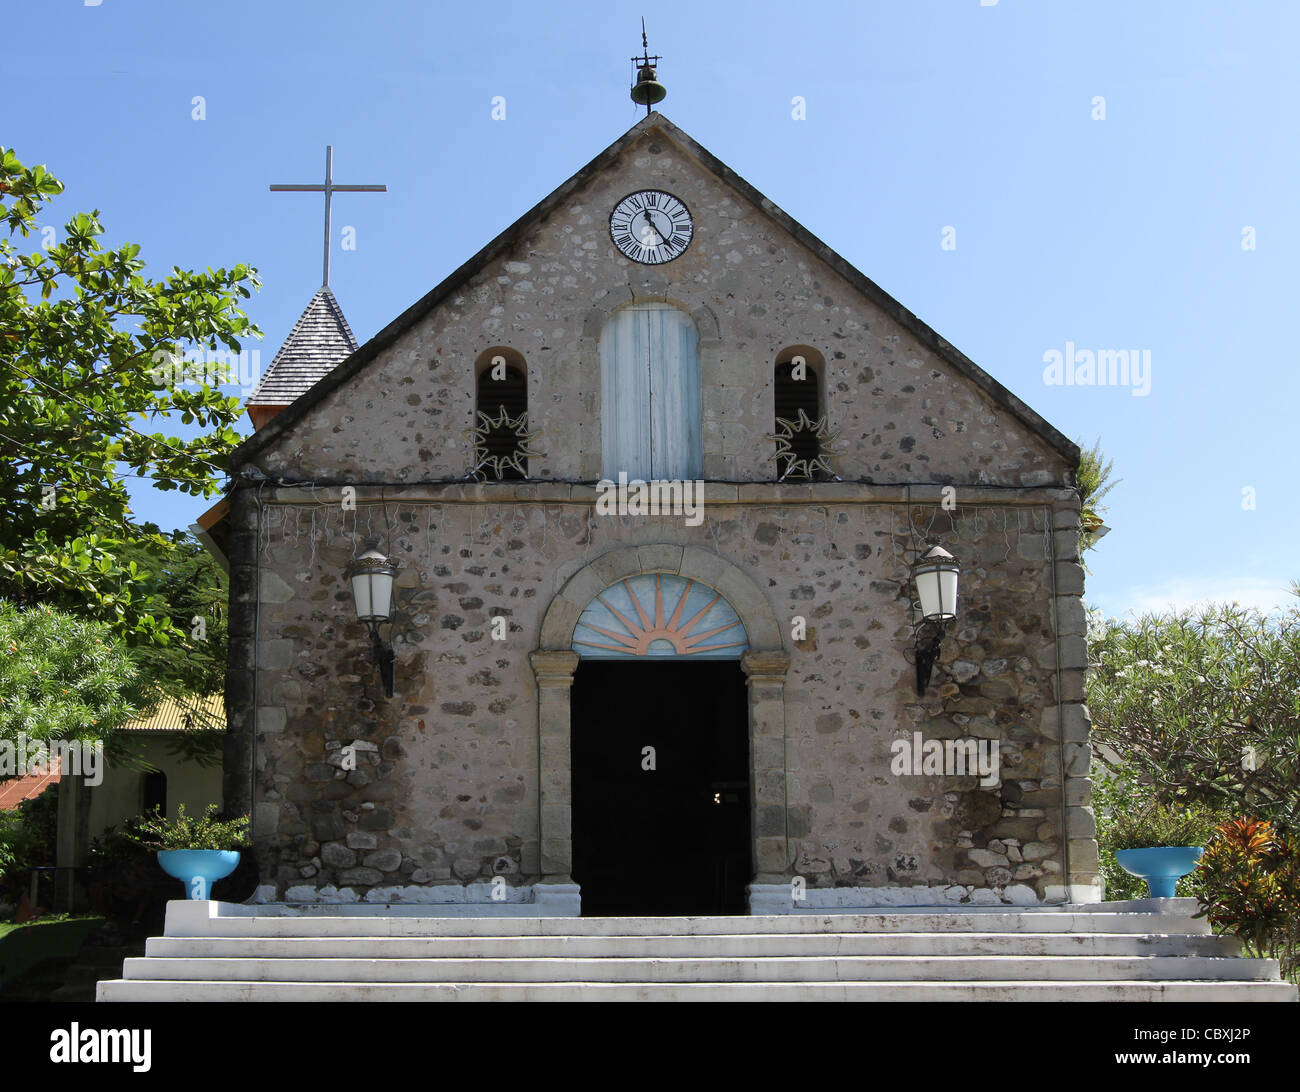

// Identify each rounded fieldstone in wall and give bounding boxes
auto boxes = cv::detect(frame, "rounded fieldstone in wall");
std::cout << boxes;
[952,792,1002,829]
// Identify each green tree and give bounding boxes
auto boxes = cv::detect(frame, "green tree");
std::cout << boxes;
[0,146,259,641]
[1076,437,1118,553]
[1087,598,1300,832]
[0,601,146,751]
[115,528,228,766]
[115,527,227,707]
[0,788,59,900]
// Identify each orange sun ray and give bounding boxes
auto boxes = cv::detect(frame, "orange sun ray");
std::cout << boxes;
[582,623,641,648]
[678,592,722,635]
[665,578,694,630]
[596,593,645,637]
[680,622,744,647]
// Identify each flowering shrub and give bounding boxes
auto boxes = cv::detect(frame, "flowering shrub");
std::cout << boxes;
[1193,817,1300,981]
[1088,601,1300,832]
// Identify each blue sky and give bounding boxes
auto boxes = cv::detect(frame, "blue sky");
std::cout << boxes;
[9,0,1298,620]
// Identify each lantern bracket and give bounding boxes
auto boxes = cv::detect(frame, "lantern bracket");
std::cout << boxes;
[366,620,395,699]
[910,617,948,696]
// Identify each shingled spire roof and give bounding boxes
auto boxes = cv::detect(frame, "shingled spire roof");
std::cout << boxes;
[245,287,358,429]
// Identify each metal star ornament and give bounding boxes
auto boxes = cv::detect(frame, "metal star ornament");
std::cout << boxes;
[767,408,846,481]
[464,407,544,480]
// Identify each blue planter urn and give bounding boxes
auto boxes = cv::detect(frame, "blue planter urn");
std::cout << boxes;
[1115,846,1205,898]
[156,849,241,900]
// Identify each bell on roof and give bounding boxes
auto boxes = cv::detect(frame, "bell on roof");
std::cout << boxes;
[629,18,667,111]
[631,63,666,107]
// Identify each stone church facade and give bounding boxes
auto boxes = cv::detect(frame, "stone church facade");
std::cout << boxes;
[219,114,1098,913]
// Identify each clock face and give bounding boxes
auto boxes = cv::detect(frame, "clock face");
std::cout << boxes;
[609,190,694,265]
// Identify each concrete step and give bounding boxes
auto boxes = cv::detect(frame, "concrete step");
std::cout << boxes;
[96,978,1300,1002]
[162,909,1214,938]
[118,953,1281,983]
[97,900,1296,1003]
[145,931,1242,959]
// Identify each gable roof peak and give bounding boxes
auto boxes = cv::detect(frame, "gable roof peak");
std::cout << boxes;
[232,111,1077,468]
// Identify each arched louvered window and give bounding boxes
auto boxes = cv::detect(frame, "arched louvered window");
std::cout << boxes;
[474,349,529,480]
[600,303,701,480]
[774,348,824,480]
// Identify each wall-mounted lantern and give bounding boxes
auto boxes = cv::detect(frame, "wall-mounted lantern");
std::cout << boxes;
[345,549,398,698]
[911,543,960,695]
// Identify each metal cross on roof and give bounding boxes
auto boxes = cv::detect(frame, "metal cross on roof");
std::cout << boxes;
[270,146,386,288]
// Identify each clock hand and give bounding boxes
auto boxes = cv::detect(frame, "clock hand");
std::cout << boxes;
[637,210,666,246]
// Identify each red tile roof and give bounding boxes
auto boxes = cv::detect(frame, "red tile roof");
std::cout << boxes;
[0,758,61,810]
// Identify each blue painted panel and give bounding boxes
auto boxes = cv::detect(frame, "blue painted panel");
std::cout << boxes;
[649,306,701,479]
[601,304,701,480]
[572,573,748,659]
[600,306,650,479]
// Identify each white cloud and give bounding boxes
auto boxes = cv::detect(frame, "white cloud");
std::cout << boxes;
[1089,574,1296,621]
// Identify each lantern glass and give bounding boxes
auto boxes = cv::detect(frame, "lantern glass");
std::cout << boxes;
[347,551,396,623]
[914,546,959,621]
[367,571,394,620]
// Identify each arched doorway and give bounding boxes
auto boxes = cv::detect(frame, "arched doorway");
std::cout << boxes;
[570,573,749,915]
[532,549,792,916]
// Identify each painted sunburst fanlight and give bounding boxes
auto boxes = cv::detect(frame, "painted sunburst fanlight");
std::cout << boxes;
[572,573,748,659]
[767,408,846,482]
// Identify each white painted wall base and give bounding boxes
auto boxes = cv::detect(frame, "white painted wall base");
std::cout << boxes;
[247,882,581,916]
[748,882,1103,913]
[244,880,1106,917]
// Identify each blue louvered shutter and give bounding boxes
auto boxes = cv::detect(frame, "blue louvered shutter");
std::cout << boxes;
[600,306,651,478]
[601,304,700,480]
[647,305,701,479]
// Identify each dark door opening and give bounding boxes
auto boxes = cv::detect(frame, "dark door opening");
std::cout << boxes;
[571,660,751,916]
[142,770,167,817]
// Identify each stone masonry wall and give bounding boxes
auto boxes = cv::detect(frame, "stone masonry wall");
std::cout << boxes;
[230,484,1094,904]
